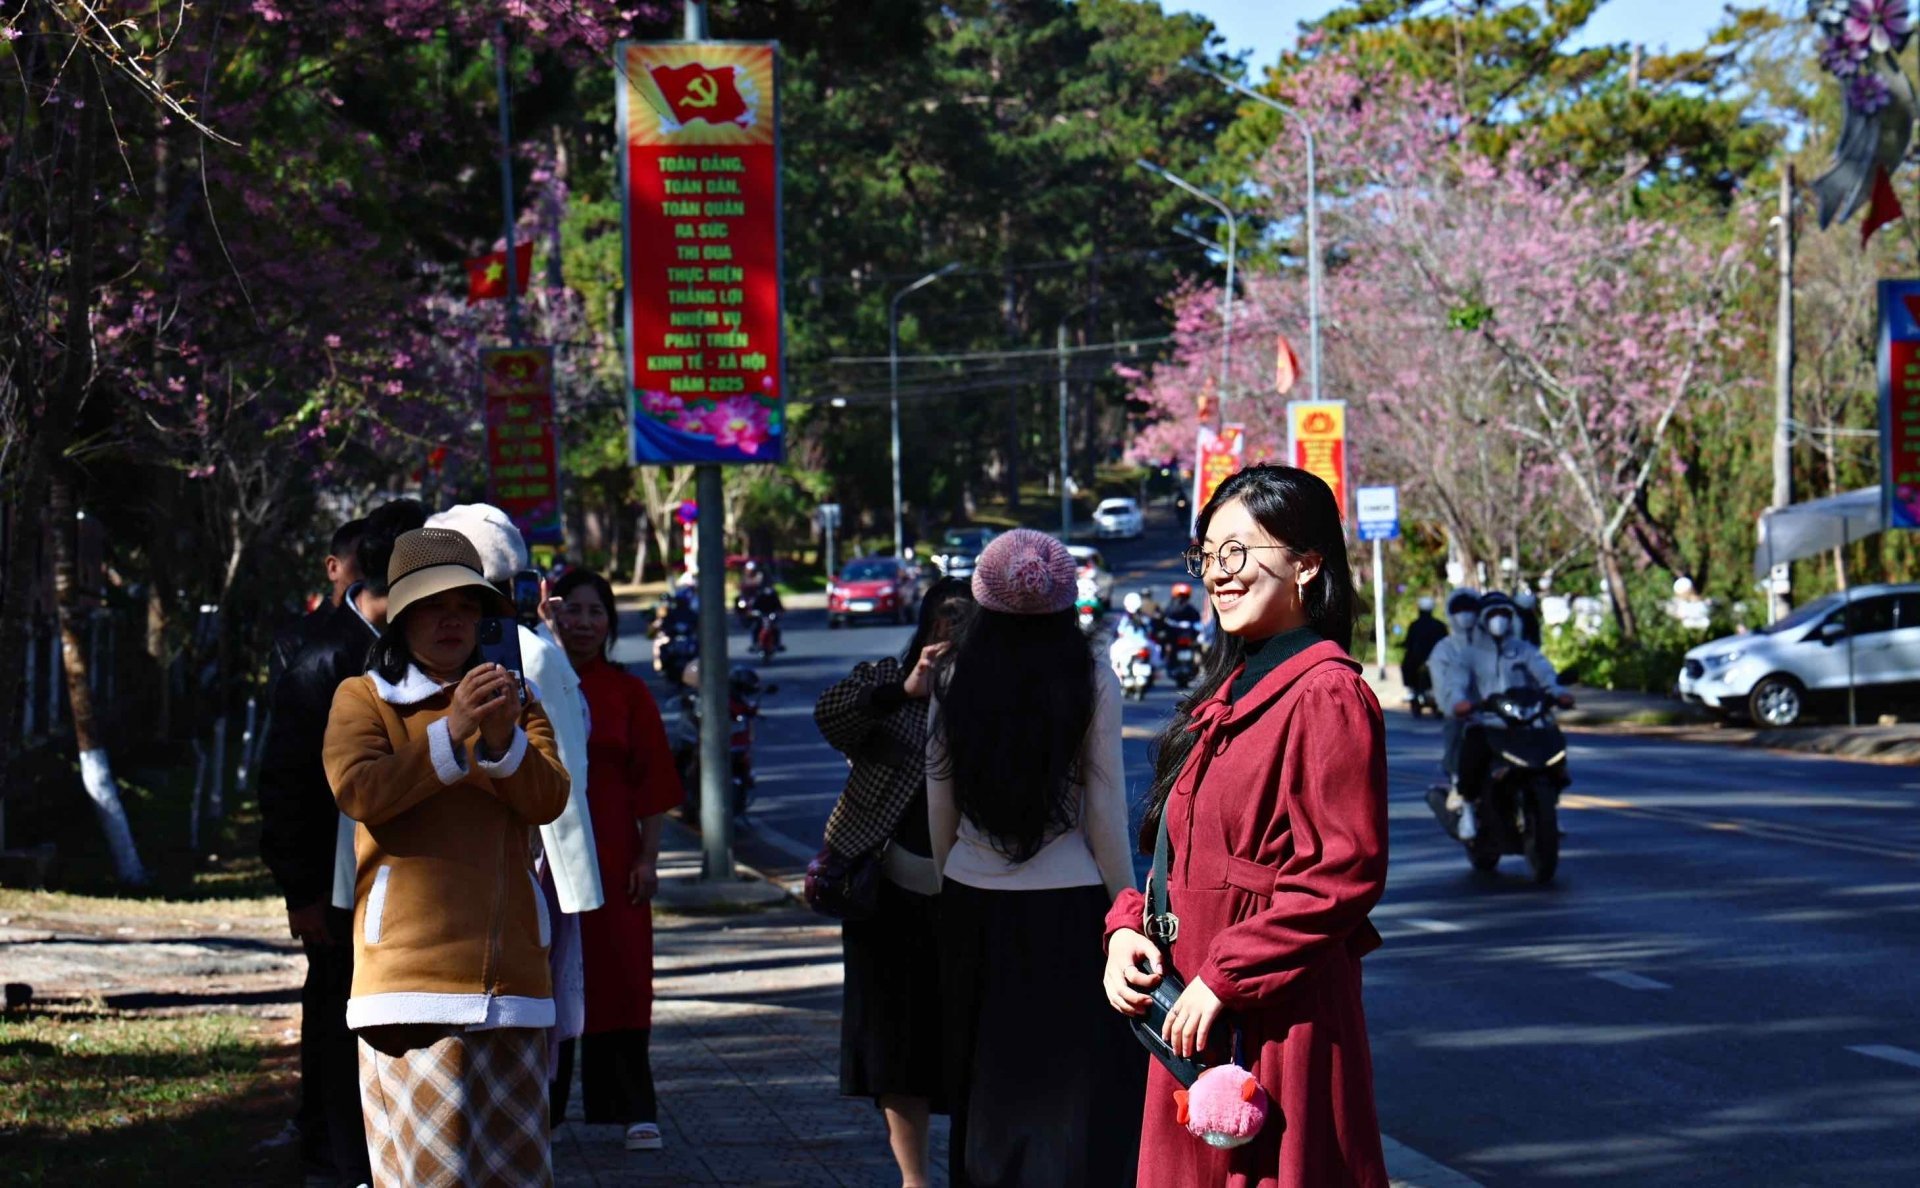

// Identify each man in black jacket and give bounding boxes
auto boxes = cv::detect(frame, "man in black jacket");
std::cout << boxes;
[266,518,367,692]
[257,498,422,1184]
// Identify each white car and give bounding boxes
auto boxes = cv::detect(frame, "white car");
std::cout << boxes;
[1092,497,1145,540]
[1677,584,1920,727]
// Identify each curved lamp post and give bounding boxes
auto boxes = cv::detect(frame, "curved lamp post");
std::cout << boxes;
[1137,159,1236,423]
[889,262,961,560]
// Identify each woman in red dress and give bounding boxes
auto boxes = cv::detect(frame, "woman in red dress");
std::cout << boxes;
[552,568,684,1153]
[1103,465,1390,1188]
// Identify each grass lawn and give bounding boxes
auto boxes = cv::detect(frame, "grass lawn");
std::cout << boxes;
[0,1005,294,1185]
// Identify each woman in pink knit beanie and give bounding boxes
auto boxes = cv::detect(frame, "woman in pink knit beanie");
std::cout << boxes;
[926,528,1146,1185]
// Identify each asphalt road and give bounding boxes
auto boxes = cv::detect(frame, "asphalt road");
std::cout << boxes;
[615,512,1920,1187]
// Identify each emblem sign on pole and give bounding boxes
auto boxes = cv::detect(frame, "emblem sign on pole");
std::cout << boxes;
[618,41,784,464]
[1286,401,1349,519]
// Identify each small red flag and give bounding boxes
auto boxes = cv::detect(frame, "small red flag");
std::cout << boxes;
[647,63,750,127]
[1862,166,1904,249]
[1274,333,1301,395]
[465,242,534,303]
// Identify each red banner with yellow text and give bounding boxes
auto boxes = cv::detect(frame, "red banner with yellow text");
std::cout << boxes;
[1195,423,1245,513]
[618,41,783,464]
[482,347,563,546]
[1286,401,1348,523]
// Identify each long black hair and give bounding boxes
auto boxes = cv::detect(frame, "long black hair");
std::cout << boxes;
[904,576,973,672]
[929,605,1096,864]
[1137,464,1358,852]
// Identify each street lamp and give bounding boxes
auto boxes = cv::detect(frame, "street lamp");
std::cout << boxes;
[1182,61,1321,404]
[889,262,961,560]
[1137,159,1236,422]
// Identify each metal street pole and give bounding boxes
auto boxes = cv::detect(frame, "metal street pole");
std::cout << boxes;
[677,0,734,882]
[1058,320,1072,539]
[493,21,522,347]
[1769,163,1796,624]
[1137,160,1235,423]
[1372,536,1389,681]
[1183,63,1321,402]
[889,263,960,559]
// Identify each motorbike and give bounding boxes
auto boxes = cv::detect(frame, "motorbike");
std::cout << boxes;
[1076,594,1103,637]
[658,619,698,688]
[1161,621,1200,689]
[673,667,776,821]
[753,611,781,664]
[1114,641,1156,701]
[1425,686,1569,884]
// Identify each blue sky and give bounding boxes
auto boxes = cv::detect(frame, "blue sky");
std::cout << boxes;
[1178,0,1733,66]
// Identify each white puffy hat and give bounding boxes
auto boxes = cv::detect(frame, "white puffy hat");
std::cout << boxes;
[426,503,529,583]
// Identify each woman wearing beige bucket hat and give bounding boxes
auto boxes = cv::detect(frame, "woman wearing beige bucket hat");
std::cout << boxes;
[322,526,571,1187]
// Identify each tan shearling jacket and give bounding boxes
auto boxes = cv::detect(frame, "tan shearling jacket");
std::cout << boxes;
[323,665,570,1031]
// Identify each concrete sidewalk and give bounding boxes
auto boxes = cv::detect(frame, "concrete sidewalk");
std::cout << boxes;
[551,822,1475,1187]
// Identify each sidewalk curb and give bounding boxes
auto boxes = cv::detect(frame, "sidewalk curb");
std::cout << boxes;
[653,816,806,915]
[1384,1135,1484,1187]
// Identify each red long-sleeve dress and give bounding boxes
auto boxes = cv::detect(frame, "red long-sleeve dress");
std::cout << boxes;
[1106,640,1390,1188]
[575,657,684,1035]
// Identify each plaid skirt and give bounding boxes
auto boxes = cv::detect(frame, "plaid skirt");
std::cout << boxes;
[358,1025,552,1187]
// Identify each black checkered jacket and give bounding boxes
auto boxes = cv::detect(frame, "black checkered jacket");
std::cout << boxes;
[815,656,930,859]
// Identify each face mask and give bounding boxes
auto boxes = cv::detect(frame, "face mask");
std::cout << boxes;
[1485,614,1513,639]
[1451,611,1477,632]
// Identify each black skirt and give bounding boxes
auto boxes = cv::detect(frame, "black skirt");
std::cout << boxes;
[841,876,947,1108]
[939,879,1146,1188]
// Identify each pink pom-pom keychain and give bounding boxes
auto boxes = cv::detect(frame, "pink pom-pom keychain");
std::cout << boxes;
[1174,1063,1270,1149]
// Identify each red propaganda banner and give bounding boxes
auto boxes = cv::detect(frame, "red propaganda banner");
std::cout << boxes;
[1195,423,1245,513]
[1879,280,1920,530]
[617,42,783,464]
[482,347,563,546]
[1286,401,1348,522]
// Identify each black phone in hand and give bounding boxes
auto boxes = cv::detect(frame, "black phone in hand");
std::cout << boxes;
[476,617,526,701]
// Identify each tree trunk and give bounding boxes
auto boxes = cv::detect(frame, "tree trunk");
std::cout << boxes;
[1597,538,1638,640]
[52,470,148,885]
[631,511,652,586]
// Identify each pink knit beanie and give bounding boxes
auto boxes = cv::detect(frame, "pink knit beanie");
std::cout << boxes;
[971,529,1078,615]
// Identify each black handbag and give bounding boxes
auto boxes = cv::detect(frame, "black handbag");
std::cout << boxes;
[1128,811,1210,1088]
[803,844,883,921]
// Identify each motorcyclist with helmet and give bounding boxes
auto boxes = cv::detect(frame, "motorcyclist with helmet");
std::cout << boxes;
[1400,594,1448,716]
[1440,591,1573,838]
[1514,588,1543,647]
[1424,589,1482,787]
[749,580,786,654]
[1162,582,1203,629]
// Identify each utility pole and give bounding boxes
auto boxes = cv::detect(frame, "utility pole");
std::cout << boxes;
[889,263,960,560]
[494,21,522,347]
[1770,163,1795,624]
[675,0,734,883]
[1058,320,1072,538]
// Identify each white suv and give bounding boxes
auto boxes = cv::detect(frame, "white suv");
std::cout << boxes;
[1677,584,1920,726]
[1093,498,1144,540]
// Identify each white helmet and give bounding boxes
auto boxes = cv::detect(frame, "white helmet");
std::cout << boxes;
[1122,591,1143,615]
[1417,595,1436,612]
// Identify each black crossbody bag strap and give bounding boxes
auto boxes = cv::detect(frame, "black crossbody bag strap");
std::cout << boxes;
[1144,806,1178,944]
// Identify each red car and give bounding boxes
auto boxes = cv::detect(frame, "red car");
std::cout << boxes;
[828,556,923,627]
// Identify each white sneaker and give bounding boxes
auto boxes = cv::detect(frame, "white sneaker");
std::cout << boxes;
[626,1122,663,1151]
[1457,802,1478,841]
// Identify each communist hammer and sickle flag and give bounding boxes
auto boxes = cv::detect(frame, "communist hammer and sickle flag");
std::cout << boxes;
[648,63,750,126]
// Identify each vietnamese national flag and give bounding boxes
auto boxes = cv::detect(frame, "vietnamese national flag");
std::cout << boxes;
[1861,165,1904,250]
[1274,333,1301,395]
[465,242,534,303]
[648,63,750,127]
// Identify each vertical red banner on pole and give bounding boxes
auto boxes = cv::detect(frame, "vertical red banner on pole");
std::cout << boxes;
[618,41,783,464]
[1879,280,1920,530]
[482,347,563,545]
[1286,401,1348,522]
[1195,423,1245,512]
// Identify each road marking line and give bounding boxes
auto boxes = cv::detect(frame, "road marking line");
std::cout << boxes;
[1401,918,1464,934]
[1382,1134,1484,1187]
[1558,794,1920,863]
[1591,970,1672,992]
[1847,1044,1920,1071]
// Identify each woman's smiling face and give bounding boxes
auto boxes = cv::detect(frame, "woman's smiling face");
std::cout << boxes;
[1200,498,1318,639]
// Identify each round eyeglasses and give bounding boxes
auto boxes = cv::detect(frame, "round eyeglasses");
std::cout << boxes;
[1182,542,1295,579]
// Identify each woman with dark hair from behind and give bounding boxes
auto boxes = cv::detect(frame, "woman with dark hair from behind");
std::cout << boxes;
[928,530,1144,1187]
[549,567,684,1154]
[816,576,974,1188]
[1102,464,1390,1187]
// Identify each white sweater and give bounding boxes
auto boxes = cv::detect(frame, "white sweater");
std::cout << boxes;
[927,664,1134,900]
